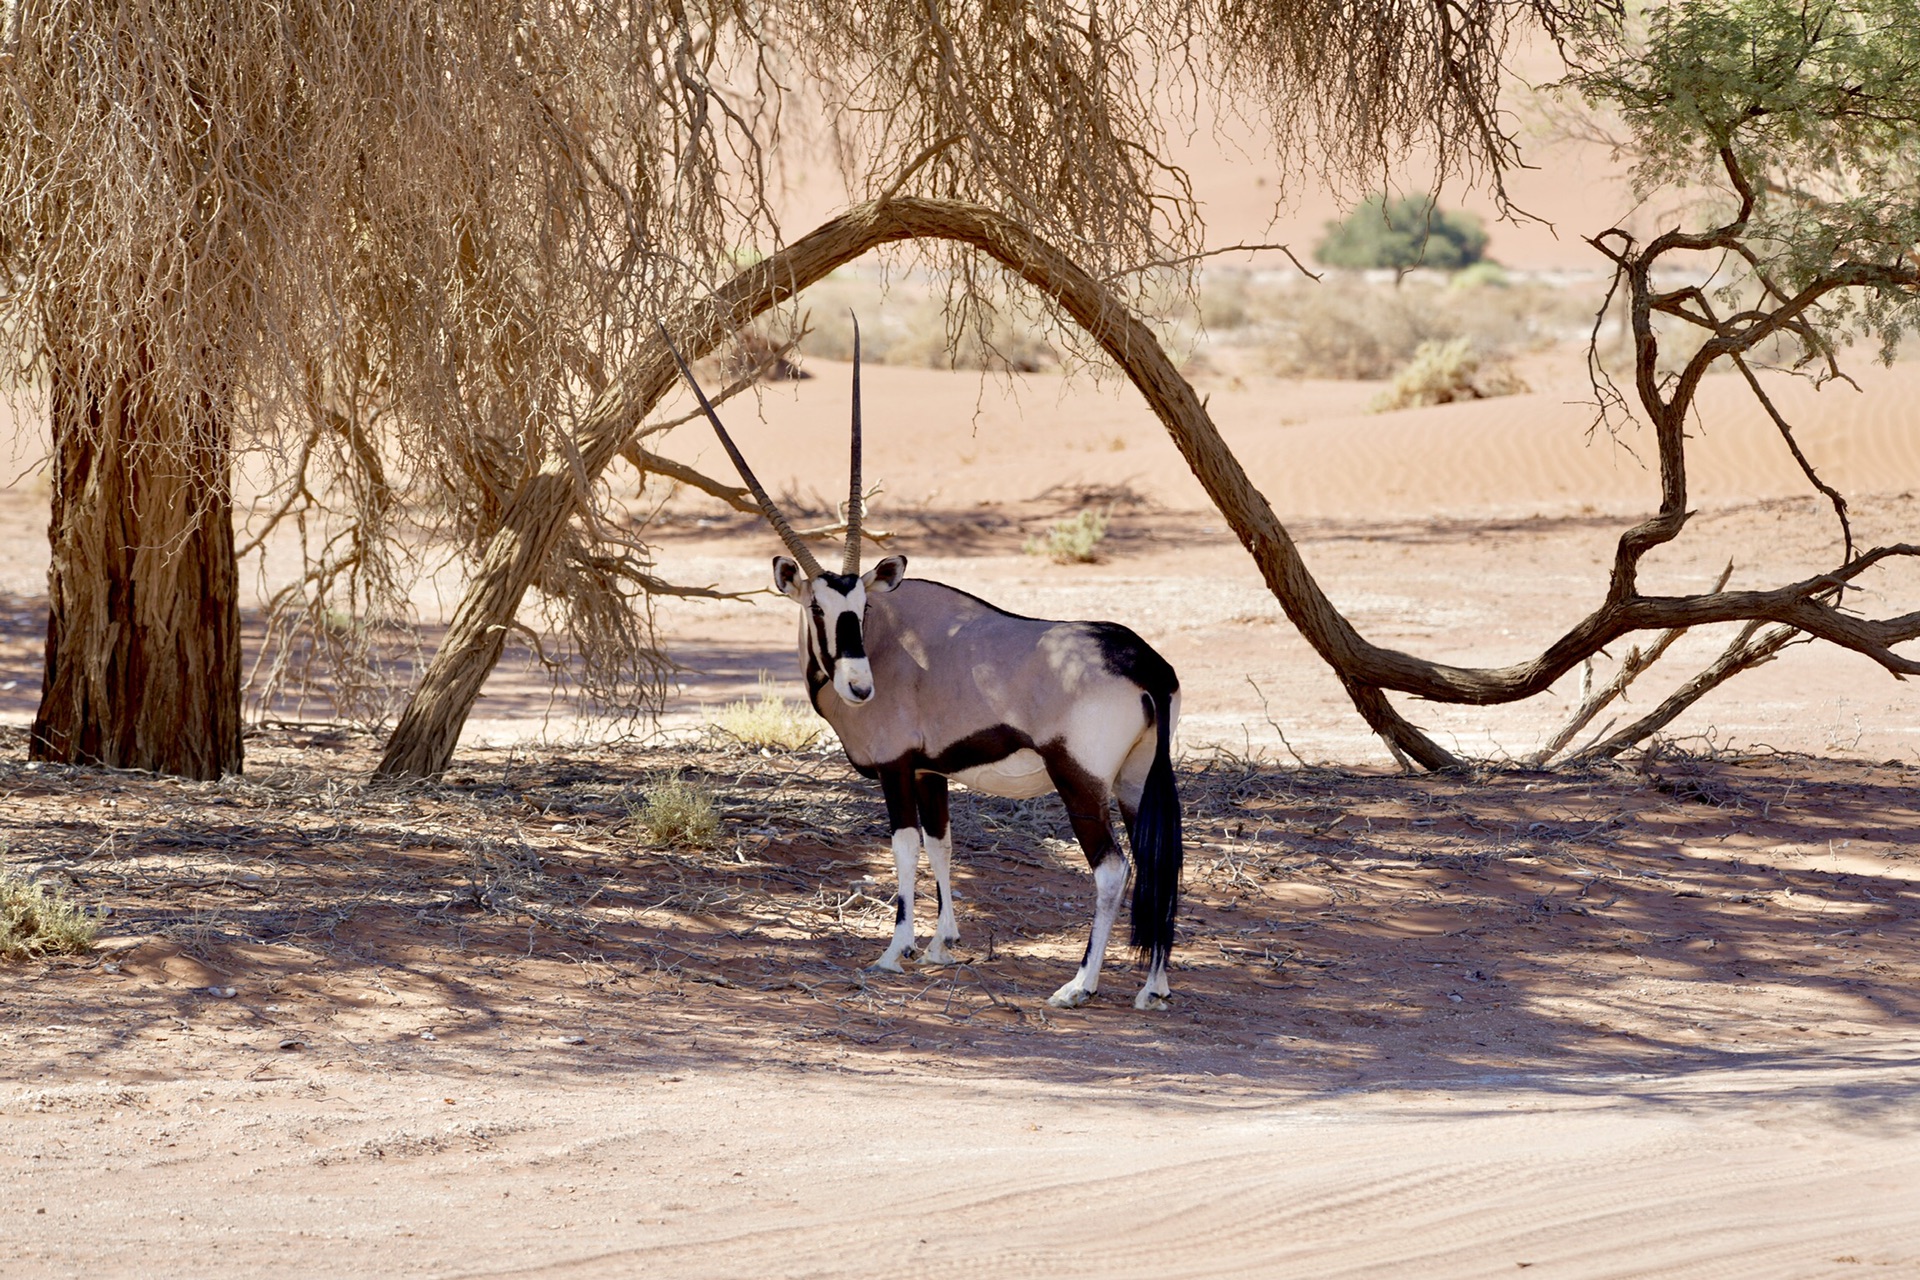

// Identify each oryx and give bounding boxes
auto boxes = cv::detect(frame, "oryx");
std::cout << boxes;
[662,322,1183,1009]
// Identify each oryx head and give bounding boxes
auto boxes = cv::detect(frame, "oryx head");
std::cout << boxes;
[660,317,907,706]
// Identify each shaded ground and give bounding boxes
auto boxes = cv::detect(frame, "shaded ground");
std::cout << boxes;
[5,727,1918,1088]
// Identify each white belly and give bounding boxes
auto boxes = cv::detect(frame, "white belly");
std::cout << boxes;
[950,749,1053,799]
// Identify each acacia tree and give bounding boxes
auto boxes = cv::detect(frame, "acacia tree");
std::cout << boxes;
[0,0,1589,779]
[370,0,1598,777]
[380,0,1920,777]
[0,1,793,776]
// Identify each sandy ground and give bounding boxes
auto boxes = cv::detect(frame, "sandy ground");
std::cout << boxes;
[5,329,1920,1272]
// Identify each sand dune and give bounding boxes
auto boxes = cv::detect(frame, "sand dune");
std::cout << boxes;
[652,358,1920,524]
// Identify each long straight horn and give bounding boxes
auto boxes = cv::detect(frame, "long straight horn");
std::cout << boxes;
[657,323,822,578]
[843,314,863,575]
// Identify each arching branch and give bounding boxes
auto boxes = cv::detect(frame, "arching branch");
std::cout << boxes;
[375,196,1920,778]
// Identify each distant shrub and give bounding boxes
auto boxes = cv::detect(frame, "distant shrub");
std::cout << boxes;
[1449,261,1510,290]
[712,673,824,751]
[0,873,98,960]
[1025,509,1109,563]
[1316,194,1489,274]
[633,777,720,849]
[1373,338,1528,410]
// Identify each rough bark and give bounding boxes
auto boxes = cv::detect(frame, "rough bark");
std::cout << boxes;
[30,326,242,780]
[378,195,1920,777]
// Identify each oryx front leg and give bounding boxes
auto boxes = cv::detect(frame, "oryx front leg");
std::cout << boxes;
[870,828,921,973]
[870,767,921,974]
[1048,851,1128,1008]
[917,772,960,966]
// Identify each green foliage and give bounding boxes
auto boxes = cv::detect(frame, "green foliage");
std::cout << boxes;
[1561,0,1920,361]
[1315,195,1489,273]
[0,873,98,960]
[632,777,720,850]
[1373,339,1528,411]
[712,674,825,751]
[1025,509,1110,563]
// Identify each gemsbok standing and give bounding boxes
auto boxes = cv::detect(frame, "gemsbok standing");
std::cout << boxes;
[661,322,1183,1009]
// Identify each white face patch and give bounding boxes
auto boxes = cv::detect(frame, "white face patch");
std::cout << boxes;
[806,578,875,705]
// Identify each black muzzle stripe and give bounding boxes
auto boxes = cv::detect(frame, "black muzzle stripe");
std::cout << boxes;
[834,609,866,661]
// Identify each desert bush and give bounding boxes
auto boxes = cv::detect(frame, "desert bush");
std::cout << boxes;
[0,872,98,960]
[1373,338,1529,410]
[1026,509,1110,563]
[1316,194,1489,273]
[632,777,720,850]
[798,285,1061,372]
[712,674,824,751]
[1222,274,1596,381]
[1261,286,1456,379]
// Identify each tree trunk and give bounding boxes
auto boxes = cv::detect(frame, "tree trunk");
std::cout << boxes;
[30,327,242,780]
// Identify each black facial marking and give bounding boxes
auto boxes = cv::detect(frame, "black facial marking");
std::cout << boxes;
[834,609,866,660]
[808,599,831,657]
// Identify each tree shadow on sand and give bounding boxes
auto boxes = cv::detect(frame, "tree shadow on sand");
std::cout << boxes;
[2,729,1917,1123]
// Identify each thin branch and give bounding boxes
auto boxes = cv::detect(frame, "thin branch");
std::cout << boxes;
[1104,241,1321,282]
[1730,352,1852,563]
[1570,623,1799,764]
[1533,562,1735,766]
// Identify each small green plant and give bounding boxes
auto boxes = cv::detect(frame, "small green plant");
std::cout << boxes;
[1025,508,1109,564]
[633,777,720,849]
[1372,337,1527,411]
[712,673,824,751]
[0,873,98,960]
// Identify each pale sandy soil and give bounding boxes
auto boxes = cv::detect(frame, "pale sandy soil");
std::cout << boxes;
[5,314,1920,1272]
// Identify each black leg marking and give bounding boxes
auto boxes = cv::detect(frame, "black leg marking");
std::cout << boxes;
[879,762,919,833]
[893,894,907,924]
[1041,747,1120,869]
[914,771,950,841]
[933,880,944,912]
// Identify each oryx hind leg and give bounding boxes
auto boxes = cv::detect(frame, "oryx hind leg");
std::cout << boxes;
[1043,756,1125,1009]
[916,771,961,965]
[870,764,921,973]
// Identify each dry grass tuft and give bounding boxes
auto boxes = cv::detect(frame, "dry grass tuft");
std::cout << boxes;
[712,675,826,752]
[1373,337,1528,410]
[633,777,721,850]
[0,873,98,961]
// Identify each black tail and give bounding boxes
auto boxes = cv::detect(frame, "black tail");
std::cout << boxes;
[1129,688,1183,969]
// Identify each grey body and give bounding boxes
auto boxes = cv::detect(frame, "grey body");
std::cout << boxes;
[819,580,1164,787]
[794,573,1183,1010]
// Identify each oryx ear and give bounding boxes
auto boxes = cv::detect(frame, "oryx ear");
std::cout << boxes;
[864,555,907,594]
[772,555,807,599]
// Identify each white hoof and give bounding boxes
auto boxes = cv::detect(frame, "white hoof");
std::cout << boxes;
[921,939,960,966]
[1048,982,1095,1009]
[867,954,907,974]
[1133,989,1171,1011]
